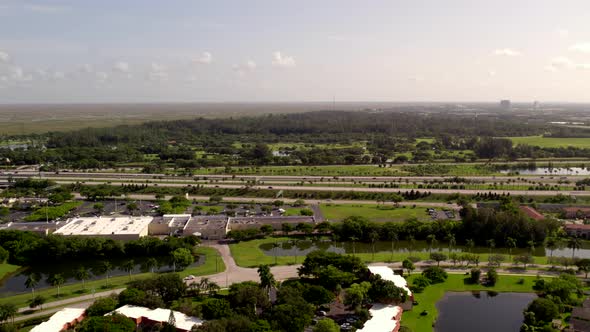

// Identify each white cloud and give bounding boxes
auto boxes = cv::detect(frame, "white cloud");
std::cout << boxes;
[488,70,496,77]
[96,72,108,82]
[569,42,590,54]
[556,28,569,38]
[9,66,32,81]
[493,48,522,56]
[53,71,65,80]
[113,61,130,73]
[272,52,295,67]
[147,62,168,81]
[550,56,575,69]
[233,60,257,75]
[0,51,9,62]
[24,4,70,13]
[194,52,212,64]
[79,64,93,73]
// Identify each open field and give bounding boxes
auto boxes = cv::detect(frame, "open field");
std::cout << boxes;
[508,135,590,148]
[320,203,431,222]
[402,274,542,332]
[0,263,20,279]
[0,246,223,309]
[228,237,551,268]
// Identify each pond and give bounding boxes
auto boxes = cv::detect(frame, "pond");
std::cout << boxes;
[500,167,590,175]
[259,239,590,258]
[435,292,536,332]
[0,255,205,296]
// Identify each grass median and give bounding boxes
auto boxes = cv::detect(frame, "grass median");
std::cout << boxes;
[0,246,224,309]
[229,237,550,268]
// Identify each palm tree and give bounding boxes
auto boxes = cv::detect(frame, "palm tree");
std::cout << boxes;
[446,234,456,255]
[291,239,300,264]
[487,239,496,254]
[350,236,358,256]
[527,240,535,254]
[568,236,582,260]
[271,242,280,265]
[24,272,41,299]
[0,303,17,324]
[145,257,158,273]
[369,231,379,261]
[408,235,416,256]
[466,239,475,253]
[545,237,558,265]
[123,259,135,280]
[506,237,517,259]
[47,274,64,298]
[98,261,113,287]
[75,267,90,291]
[257,264,276,293]
[426,234,437,254]
[388,229,399,261]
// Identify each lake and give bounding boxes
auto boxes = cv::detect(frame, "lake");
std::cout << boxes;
[0,255,205,296]
[435,292,535,332]
[259,239,590,259]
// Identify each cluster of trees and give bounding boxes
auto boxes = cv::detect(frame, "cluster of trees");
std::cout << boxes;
[0,230,198,266]
[521,273,584,331]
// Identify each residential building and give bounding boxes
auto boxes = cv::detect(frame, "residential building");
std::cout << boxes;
[519,206,545,221]
[112,305,204,332]
[31,308,85,332]
[564,224,590,239]
[563,207,590,219]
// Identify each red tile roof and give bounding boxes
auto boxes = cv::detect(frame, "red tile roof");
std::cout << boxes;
[519,206,545,221]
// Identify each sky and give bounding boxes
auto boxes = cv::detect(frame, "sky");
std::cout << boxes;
[1,0,590,103]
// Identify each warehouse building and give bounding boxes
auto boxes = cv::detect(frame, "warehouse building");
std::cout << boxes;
[55,216,152,241]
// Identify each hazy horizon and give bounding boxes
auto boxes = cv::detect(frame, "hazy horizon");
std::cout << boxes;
[2,0,590,103]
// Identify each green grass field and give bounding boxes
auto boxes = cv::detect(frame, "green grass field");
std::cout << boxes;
[0,263,20,279]
[402,273,542,332]
[508,135,590,148]
[228,237,550,268]
[320,203,431,222]
[0,246,224,309]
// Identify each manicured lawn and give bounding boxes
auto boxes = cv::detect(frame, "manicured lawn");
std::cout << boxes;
[229,237,550,267]
[0,246,223,309]
[0,263,20,279]
[402,273,542,332]
[508,135,590,148]
[320,203,431,222]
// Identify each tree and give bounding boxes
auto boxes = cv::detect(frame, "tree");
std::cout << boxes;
[271,242,280,265]
[75,266,90,291]
[86,296,118,316]
[422,266,448,284]
[123,259,135,279]
[426,234,437,253]
[514,254,534,269]
[145,257,158,273]
[446,233,456,255]
[47,274,64,297]
[545,236,559,265]
[344,282,371,308]
[97,261,113,287]
[78,314,136,332]
[402,259,415,275]
[506,237,517,258]
[576,259,590,278]
[296,222,313,235]
[488,254,506,267]
[466,239,475,253]
[28,295,45,310]
[486,268,498,286]
[24,272,41,299]
[209,195,223,205]
[388,229,399,261]
[524,298,559,324]
[126,202,138,215]
[0,303,17,324]
[486,239,496,254]
[93,202,104,214]
[303,285,335,306]
[171,248,194,271]
[0,246,9,264]
[313,318,340,332]
[568,236,582,260]
[369,230,380,261]
[260,224,273,236]
[201,298,233,320]
[281,223,294,236]
[257,265,275,292]
[368,278,408,304]
[228,281,271,318]
[430,252,447,266]
[300,208,314,216]
[469,269,481,284]
[411,275,431,293]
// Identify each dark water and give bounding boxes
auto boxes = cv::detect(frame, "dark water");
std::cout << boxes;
[435,292,535,332]
[0,255,205,296]
[259,239,590,258]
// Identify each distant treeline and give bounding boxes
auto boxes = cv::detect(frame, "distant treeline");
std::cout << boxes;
[2,110,589,168]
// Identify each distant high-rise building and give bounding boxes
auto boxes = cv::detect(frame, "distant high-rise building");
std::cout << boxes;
[500,99,511,110]
[533,100,540,110]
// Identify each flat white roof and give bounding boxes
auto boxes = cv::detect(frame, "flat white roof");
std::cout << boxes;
[31,308,85,332]
[112,304,203,330]
[368,265,412,297]
[55,216,152,236]
[357,304,402,332]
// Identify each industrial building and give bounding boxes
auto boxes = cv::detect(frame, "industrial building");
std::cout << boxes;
[183,215,229,240]
[357,304,403,332]
[0,221,58,236]
[54,216,152,241]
